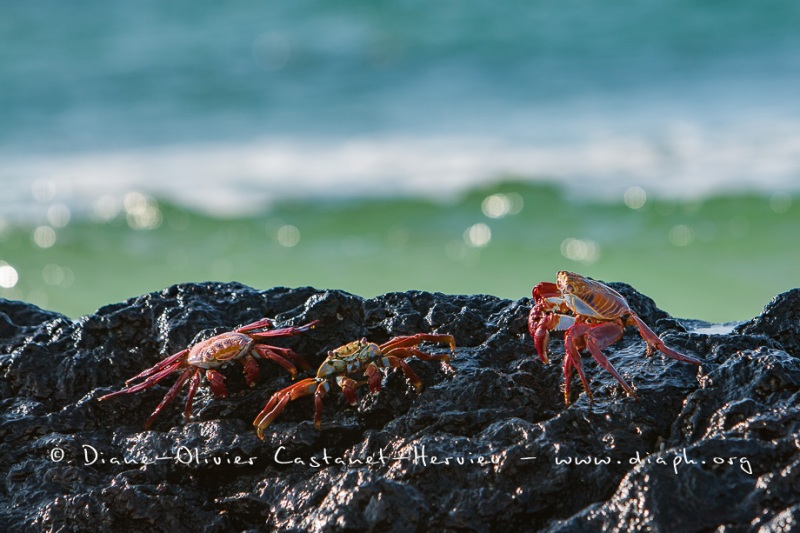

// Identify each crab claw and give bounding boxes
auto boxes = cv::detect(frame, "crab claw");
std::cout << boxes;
[529,312,576,364]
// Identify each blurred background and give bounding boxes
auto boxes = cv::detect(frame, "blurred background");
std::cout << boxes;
[1,1,798,322]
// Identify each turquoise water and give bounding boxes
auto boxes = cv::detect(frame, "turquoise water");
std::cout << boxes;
[3,1,799,152]
[1,2,799,321]
[1,183,797,322]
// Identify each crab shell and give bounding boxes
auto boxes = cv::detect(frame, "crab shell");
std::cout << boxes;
[316,339,383,378]
[556,270,634,323]
[186,332,254,369]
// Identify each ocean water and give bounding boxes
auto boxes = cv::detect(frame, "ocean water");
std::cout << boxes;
[1,1,799,322]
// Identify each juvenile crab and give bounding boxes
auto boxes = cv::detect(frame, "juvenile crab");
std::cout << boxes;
[98,318,318,428]
[528,271,701,403]
[253,333,455,438]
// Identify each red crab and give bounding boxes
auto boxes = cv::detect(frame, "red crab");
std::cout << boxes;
[528,271,701,403]
[98,318,317,428]
[252,334,455,438]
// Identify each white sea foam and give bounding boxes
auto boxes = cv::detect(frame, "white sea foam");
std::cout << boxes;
[2,125,799,222]
[690,324,738,335]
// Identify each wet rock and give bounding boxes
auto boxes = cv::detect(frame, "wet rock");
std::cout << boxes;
[1,282,800,531]
[736,288,800,357]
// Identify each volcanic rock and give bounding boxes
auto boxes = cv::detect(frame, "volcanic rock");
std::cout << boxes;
[1,281,799,531]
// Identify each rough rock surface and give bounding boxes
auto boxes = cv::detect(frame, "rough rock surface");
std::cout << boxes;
[1,282,799,532]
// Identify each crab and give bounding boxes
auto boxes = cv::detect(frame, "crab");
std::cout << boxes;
[252,333,455,438]
[528,271,701,403]
[98,318,318,428]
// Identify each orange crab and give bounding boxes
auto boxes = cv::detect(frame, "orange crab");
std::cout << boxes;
[252,334,455,438]
[98,318,317,428]
[528,271,701,403]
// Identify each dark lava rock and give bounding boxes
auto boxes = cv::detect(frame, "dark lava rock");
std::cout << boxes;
[736,288,800,358]
[1,281,799,532]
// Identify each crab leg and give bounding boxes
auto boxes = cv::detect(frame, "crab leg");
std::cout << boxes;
[629,315,702,364]
[183,371,202,421]
[242,319,319,338]
[122,349,189,385]
[562,351,576,403]
[253,345,302,378]
[582,322,635,397]
[401,347,452,363]
[98,362,183,400]
[313,381,331,430]
[235,318,275,333]
[257,345,311,371]
[365,363,383,393]
[144,368,194,429]
[253,378,321,438]
[205,369,228,397]
[379,334,456,354]
[268,346,312,369]
[241,353,261,386]
[336,375,360,406]
[363,349,432,395]
[562,335,593,404]
[378,351,424,391]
